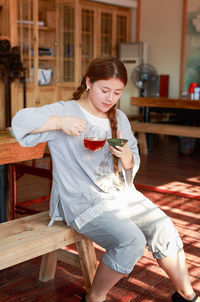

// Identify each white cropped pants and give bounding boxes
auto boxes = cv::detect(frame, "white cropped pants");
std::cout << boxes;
[71,191,183,274]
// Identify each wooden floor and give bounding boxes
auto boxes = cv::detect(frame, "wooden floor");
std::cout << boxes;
[1,136,200,301]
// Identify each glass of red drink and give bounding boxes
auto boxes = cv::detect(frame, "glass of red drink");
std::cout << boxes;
[84,125,107,152]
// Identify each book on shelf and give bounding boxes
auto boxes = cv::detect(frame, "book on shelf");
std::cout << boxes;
[17,20,45,26]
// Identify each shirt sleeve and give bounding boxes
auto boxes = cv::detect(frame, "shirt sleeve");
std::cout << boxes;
[11,101,66,147]
[117,110,141,182]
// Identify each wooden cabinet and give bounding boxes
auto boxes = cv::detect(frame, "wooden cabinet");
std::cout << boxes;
[7,0,130,117]
[0,0,13,129]
[15,0,59,108]
[0,0,10,41]
[56,0,130,84]
[79,1,130,79]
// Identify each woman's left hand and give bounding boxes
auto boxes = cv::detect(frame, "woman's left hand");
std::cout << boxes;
[109,142,133,170]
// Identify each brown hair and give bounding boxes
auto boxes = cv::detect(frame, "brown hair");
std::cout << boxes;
[72,56,128,176]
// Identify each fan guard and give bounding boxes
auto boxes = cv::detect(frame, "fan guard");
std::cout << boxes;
[131,63,158,97]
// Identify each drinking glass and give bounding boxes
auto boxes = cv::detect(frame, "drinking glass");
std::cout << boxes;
[83,125,107,152]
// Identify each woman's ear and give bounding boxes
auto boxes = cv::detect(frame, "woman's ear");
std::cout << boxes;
[85,76,91,90]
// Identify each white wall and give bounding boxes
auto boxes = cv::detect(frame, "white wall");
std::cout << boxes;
[140,0,183,97]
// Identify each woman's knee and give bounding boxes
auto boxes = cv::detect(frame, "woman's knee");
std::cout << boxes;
[132,228,146,256]
[104,229,146,274]
[147,217,183,258]
[118,227,146,258]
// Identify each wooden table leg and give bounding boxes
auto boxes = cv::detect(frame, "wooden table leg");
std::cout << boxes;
[0,164,8,222]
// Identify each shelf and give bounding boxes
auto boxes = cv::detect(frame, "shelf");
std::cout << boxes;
[38,56,56,61]
[63,29,74,33]
[18,24,56,32]
[81,57,91,62]
[82,30,93,35]
[101,33,112,37]
[0,36,10,40]
[22,55,56,61]
[63,58,75,61]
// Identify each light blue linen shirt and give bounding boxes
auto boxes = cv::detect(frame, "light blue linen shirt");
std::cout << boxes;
[12,100,140,228]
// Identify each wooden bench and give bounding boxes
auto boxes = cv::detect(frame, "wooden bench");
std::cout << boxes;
[0,211,98,290]
[131,121,200,154]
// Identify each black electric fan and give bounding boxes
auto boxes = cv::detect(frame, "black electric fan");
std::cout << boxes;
[131,63,158,98]
[131,63,158,152]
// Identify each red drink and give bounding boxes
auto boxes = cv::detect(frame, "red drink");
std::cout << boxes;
[84,138,106,151]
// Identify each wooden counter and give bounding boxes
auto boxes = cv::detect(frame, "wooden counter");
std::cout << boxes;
[0,131,46,165]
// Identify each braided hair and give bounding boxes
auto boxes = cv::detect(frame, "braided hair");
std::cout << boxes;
[72,56,128,175]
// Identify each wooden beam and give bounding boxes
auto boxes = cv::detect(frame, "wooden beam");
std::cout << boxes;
[180,0,187,95]
[88,0,137,8]
[136,0,141,42]
[54,249,80,268]
[9,0,18,46]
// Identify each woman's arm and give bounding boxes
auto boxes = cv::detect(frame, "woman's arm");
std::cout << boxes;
[109,143,133,170]
[12,101,86,147]
[109,110,140,182]
[31,115,86,136]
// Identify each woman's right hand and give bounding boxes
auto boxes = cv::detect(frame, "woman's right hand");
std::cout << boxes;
[60,116,87,136]
[30,116,87,136]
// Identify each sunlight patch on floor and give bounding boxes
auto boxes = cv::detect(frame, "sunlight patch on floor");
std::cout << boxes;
[187,176,200,184]
[157,181,200,196]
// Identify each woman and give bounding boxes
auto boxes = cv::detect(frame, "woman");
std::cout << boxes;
[12,56,199,302]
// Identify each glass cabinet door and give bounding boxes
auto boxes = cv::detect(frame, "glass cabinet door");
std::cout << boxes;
[116,13,130,55]
[99,8,130,57]
[17,0,57,87]
[38,1,57,86]
[57,1,75,83]
[17,0,35,84]
[81,7,95,76]
[100,11,112,56]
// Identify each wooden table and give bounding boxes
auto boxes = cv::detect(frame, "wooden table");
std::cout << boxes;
[131,97,200,110]
[0,131,46,222]
[131,97,200,122]
[130,97,200,154]
[0,131,46,165]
